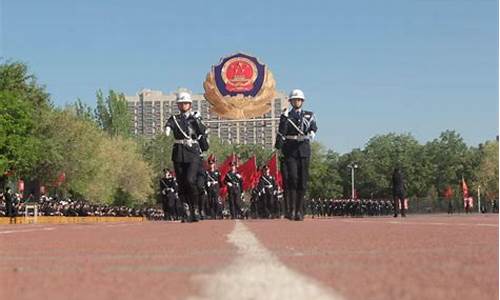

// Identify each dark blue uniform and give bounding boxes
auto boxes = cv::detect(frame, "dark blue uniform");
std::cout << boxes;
[275,108,317,220]
[257,173,277,218]
[392,168,406,217]
[205,169,221,219]
[160,175,179,220]
[224,171,243,219]
[165,111,208,222]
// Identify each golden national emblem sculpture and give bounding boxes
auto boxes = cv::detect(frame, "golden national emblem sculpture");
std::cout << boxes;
[203,53,276,119]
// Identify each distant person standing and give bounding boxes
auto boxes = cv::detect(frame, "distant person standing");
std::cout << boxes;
[4,187,16,223]
[392,168,406,217]
[205,156,221,219]
[256,165,278,218]
[224,161,243,219]
[464,196,473,214]
[492,199,498,213]
[160,169,178,220]
[447,199,454,214]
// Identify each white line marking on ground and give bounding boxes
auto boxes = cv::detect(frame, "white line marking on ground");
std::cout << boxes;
[104,223,137,227]
[341,219,498,227]
[190,221,342,300]
[0,227,55,235]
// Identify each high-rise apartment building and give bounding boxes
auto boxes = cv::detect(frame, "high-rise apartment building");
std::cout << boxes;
[125,88,287,149]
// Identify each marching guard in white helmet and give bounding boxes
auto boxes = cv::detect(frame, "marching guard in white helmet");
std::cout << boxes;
[275,89,318,221]
[165,91,209,222]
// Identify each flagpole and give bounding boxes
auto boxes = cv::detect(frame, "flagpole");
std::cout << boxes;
[459,179,461,213]
[478,185,481,213]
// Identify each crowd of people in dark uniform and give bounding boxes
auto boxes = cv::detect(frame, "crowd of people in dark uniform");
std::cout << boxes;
[0,190,164,220]
[157,89,433,222]
[158,88,406,222]
[158,162,398,221]
[309,198,394,218]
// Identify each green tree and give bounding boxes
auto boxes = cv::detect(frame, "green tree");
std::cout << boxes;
[0,91,40,175]
[361,133,429,198]
[0,61,51,110]
[94,90,131,137]
[0,61,50,177]
[33,109,153,204]
[32,109,104,197]
[308,143,342,199]
[91,135,153,204]
[425,130,470,193]
[74,98,94,121]
[475,141,499,200]
[141,134,175,176]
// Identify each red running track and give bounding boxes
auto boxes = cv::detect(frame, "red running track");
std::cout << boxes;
[246,214,499,300]
[0,214,498,300]
[0,222,237,300]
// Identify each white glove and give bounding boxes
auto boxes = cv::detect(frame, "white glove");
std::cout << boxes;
[309,131,316,140]
[165,127,171,136]
[207,182,212,187]
[227,182,233,187]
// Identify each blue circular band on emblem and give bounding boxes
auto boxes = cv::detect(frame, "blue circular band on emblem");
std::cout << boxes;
[214,53,265,97]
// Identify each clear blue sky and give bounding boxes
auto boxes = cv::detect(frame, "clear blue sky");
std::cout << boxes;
[1,0,498,153]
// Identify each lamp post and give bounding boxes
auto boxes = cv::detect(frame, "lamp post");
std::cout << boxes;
[478,185,481,213]
[347,162,358,199]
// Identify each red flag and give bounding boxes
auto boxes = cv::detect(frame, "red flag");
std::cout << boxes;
[399,198,409,210]
[17,180,25,193]
[461,177,469,199]
[464,196,474,208]
[219,153,237,197]
[238,156,258,191]
[252,170,262,190]
[54,172,66,187]
[266,153,283,189]
[443,186,453,199]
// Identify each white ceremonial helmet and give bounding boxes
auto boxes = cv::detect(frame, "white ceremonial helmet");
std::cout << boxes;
[289,89,305,101]
[176,91,192,103]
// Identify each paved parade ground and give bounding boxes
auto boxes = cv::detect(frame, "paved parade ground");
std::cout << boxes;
[1,214,498,300]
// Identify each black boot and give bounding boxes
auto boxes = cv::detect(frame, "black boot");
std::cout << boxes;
[288,190,297,221]
[181,200,192,223]
[191,202,200,222]
[283,190,290,219]
[393,200,399,218]
[186,190,199,222]
[193,208,200,222]
[295,190,305,221]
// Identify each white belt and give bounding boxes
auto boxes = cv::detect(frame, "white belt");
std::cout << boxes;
[285,135,309,141]
[174,139,198,146]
